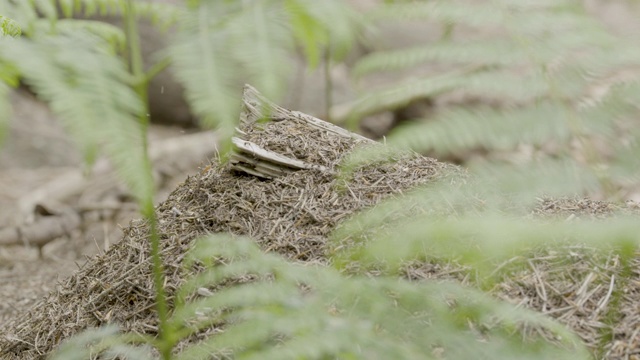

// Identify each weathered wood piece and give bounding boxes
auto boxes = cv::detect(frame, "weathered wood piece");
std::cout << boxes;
[230,85,371,179]
[231,138,328,173]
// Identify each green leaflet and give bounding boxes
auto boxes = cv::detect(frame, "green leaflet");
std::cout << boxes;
[285,0,328,69]
[0,32,152,203]
[0,15,21,37]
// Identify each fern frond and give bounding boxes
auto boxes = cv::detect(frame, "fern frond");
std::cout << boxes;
[168,3,241,135]
[34,0,57,22]
[387,103,571,154]
[579,84,640,136]
[169,0,355,140]
[0,15,21,37]
[368,0,586,31]
[0,55,19,146]
[355,40,522,77]
[492,0,577,8]
[50,325,122,360]
[511,10,607,37]
[284,0,328,68]
[346,68,550,121]
[226,1,293,100]
[49,19,126,51]
[610,144,640,185]
[289,0,360,61]
[50,325,155,360]
[55,0,181,28]
[333,159,605,261]
[173,235,587,360]
[563,48,640,98]
[609,111,640,183]
[0,2,38,34]
[345,70,469,121]
[356,26,619,79]
[57,0,121,17]
[336,212,640,278]
[0,31,153,202]
[133,0,182,29]
[468,159,603,203]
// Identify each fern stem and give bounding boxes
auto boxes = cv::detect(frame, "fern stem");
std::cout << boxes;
[124,1,171,359]
[143,202,172,359]
[145,56,172,85]
[126,3,145,94]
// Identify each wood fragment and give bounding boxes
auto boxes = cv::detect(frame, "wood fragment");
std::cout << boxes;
[231,138,327,171]
[229,84,369,179]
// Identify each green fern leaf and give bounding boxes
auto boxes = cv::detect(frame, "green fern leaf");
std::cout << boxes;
[368,0,581,29]
[387,103,572,154]
[227,1,292,99]
[346,68,550,123]
[346,71,468,122]
[0,15,21,37]
[174,235,588,360]
[333,159,606,263]
[133,1,182,29]
[54,0,181,29]
[342,212,640,278]
[0,31,153,202]
[169,2,239,134]
[51,19,126,51]
[284,0,328,69]
[34,0,57,22]
[293,0,360,61]
[57,0,123,17]
[1,2,37,35]
[469,159,604,203]
[50,325,155,360]
[355,40,522,77]
[50,325,122,360]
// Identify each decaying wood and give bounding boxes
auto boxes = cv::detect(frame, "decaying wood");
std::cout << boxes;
[231,138,328,175]
[230,84,371,179]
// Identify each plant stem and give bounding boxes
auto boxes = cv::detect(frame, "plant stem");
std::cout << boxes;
[124,1,171,359]
[145,56,172,85]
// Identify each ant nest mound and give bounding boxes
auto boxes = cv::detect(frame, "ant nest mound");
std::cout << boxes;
[0,85,455,358]
[2,85,639,359]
